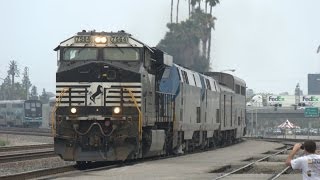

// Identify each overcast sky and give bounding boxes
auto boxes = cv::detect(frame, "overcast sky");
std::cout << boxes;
[0,0,319,95]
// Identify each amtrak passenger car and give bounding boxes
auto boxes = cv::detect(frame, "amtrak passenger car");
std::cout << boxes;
[53,30,246,166]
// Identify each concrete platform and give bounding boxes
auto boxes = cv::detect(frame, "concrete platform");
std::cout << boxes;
[51,140,284,180]
[278,174,301,180]
[216,174,301,180]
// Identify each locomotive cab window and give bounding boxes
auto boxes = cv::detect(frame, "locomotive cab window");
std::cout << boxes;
[205,79,211,90]
[63,48,98,60]
[236,84,240,94]
[25,103,30,109]
[12,104,23,108]
[241,86,246,96]
[162,68,171,79]
[103,48,140,61]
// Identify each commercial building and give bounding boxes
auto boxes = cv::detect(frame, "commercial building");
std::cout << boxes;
[308,74,320,95]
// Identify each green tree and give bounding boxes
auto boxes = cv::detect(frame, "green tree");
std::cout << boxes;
[21,67,32,99]
[7,60,20,95]
[157,8,216,72]
[12,82,25,100]
[30,85,38,100]
[207,0,219,15]
[39,88,49,103]
[0,76,11,100]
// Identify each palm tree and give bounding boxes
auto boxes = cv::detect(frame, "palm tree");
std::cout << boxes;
[207,0,219,15]
[205,1,208,13]
[191,0,197,12]
[22,67,32,99]
[171,0,174,23]
[206,0,219,60]
[7,60,19,96]
[176,0,180,23]
[188,0,191,17]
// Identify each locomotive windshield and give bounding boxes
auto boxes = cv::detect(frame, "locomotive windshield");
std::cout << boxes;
[61,47,140,61]
[63,48,98,60]
[103,48,140,61]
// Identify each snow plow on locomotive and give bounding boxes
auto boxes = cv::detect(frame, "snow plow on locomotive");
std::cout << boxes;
[53,30,246,165]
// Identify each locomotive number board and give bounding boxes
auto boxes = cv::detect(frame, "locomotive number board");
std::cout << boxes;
[109,36,128,44]
[74,36,91,43]
[74,36,129,44]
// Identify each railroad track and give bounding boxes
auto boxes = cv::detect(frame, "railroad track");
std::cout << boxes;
[0,161,124,180]
[0,148,55,164]
[0,144,55,164]
[0,129,51,137]
[0,144,53,152]
[214,145,293,179]
[1,138,292,180]
[0,165,77,180]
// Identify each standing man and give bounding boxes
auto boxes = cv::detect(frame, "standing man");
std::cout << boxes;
[286,140,320,179]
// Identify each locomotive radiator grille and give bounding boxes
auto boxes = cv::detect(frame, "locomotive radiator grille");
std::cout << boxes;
[56,82,141,107]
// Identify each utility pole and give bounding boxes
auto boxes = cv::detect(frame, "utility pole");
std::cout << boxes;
[251,110,253,136]
[26,67,29,100]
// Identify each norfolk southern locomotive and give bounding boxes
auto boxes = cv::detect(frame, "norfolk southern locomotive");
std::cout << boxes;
[53,30,246,165]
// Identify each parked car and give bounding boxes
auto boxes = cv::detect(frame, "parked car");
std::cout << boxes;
[273,128,282,135]
[301,128,309,135]
[294,128,302,135]
[309,128,318,135]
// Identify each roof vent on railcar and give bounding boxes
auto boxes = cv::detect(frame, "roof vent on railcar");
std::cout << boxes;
[204,72,234,90]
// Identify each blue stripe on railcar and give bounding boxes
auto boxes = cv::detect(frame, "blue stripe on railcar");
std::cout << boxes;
[159,65,180,96]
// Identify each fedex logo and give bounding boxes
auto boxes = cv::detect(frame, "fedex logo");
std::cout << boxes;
[268,96,285,101]
[302,96,319,102]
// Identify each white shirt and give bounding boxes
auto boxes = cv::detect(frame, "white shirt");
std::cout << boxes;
[291,154,320,180]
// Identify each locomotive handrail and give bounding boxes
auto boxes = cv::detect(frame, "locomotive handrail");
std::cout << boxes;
[51,88,68,137]
[124,88,142,141]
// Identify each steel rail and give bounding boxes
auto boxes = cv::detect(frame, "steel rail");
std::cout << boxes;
[0,149,55,163]
[0,130,51,137]
[0,144,53,152]
[269,166,291,180]
[214,146,292,179]
[0,165,76,180]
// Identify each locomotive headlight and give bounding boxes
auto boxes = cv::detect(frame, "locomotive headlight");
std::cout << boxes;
[94,37,101,43]
[113,107,121,114]
[94,36,107,43]
[100,37,107,43]
[70,107,77,114]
